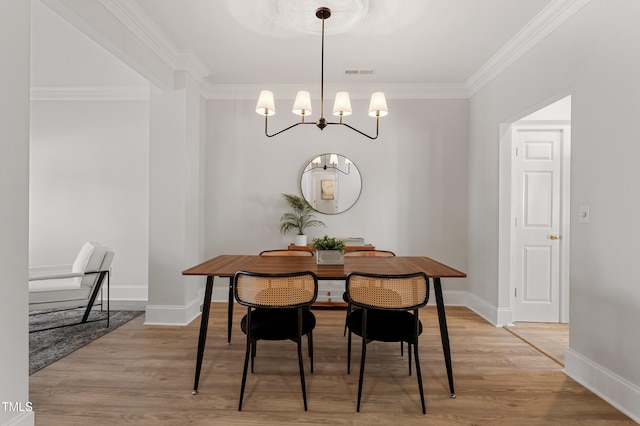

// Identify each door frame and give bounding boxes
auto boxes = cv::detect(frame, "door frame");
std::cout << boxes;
[509,121,571,323]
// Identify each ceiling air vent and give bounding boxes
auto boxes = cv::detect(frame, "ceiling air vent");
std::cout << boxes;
[344,69,374,75]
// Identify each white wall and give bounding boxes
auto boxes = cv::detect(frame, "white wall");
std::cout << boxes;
[0,1,34,424]
[468,0,640,420]
[29,99,150,305]
[145,74,206,326]
[205,97,469,298]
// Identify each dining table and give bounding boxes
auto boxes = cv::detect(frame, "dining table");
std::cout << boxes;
[182,254,466,398]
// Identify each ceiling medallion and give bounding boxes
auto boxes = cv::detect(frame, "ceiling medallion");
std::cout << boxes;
[277,0,369,35]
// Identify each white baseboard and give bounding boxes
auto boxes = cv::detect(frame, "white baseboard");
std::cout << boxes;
[108,300,147,311]
[212,285,230,303]
[4,410,34,426]
[144,296,201,326]
[426,289,468,307]
[564,349,640,423]
[464,291,505,326]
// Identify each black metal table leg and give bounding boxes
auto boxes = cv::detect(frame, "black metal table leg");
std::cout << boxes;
[193,275,214,395]
[227,276,233,345]
[434,277,456,398]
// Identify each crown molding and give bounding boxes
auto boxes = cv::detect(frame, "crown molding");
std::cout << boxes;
[203,82,469,101]
[30,86,150,101]
[98,0,211,84]
[466,0,591,97]
[80,0,588,101]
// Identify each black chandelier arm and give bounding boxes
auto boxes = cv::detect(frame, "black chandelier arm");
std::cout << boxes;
[265,116,380,140]
[326,118,380,140]
[333,163,351,175]
[303,163,350,175]
[263,116,316,138]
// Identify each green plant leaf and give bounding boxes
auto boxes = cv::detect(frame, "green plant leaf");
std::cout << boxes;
[279,193,326,235]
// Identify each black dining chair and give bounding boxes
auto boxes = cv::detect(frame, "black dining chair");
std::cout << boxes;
[225,248,314,345]
[233,270,319,411]
[344,271,430,414]
[342,250,396,336]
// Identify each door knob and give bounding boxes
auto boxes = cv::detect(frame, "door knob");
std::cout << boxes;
[550,234,561,240]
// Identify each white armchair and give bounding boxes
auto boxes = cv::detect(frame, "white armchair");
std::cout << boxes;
[29,241,115,326]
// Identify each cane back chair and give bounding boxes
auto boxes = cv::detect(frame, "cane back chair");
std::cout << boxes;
[345,271,430,414]
[225,249,314,345]
[342,250,396,336]
[233,270,319,411]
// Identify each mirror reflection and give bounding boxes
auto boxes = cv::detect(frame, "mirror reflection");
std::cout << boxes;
[300,153,362,214]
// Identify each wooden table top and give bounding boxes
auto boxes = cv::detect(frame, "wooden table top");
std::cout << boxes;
[182,255,466,280]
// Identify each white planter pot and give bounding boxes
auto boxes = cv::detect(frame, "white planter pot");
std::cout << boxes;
[316,250,344,265]
[295,234,308,246]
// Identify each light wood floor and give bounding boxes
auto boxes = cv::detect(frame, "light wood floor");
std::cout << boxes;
[504,322,570,366]
[29,304,633,425]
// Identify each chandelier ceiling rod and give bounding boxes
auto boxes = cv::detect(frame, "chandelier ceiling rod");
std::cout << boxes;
[255,6,388,140]
[318,7,327,130]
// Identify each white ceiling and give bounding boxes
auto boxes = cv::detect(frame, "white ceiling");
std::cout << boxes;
[32,0,586,99]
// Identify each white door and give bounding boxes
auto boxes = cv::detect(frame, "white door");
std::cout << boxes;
[513,126,567,322]
[312,171,337,214]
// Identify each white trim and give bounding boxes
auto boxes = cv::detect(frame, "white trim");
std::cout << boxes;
[81,0,588,101]
[565,349,640,423]
[4,411,35,426]
[466,0,591,96]
[203,82,469,101]
[465,291,502,326]
[144,296,201,326]
[211,285,230,303]
[30,86,150,101]
[98,0,211,84]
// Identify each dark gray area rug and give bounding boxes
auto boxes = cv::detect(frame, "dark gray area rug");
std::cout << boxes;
[29,309,143,375]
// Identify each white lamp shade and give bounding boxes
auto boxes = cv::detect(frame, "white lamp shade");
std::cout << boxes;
[312,156,322,164]
[332,92,352,116]
[292,91,312,116]
[368,92,388,117]
[256,90,276,116]
[329,154,339,165]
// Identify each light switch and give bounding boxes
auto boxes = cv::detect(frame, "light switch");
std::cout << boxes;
[578,205,590,224]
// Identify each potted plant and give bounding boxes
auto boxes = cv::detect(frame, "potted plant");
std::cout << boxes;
[280,193,325,246]
[311,235,346,265]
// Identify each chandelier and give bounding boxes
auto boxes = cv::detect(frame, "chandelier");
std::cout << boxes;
[255,6,388,140]
[303,153,352,175]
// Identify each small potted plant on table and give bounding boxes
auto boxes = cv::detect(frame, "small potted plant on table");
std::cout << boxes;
[311,235,346,265]
[280,193,325,246]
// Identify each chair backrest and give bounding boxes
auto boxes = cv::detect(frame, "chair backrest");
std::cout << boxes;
[260,249,314,257]
[234,271,318,308]
[74,242,115,288]
[345,272,429,310]
[344,249,395,257]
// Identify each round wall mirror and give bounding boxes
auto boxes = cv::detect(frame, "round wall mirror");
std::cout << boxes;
[300,153,362,214]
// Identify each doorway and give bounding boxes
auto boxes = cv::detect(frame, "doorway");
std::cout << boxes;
[503,95,571,324]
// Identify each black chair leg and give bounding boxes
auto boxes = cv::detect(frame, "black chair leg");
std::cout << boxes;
[308,332,314,374]
[414,343,426,414]
[401,341,404,356]
[408,342,412,376]
[357,332,367,412]
[297,337,308,411]
[343,302,350,336]
[347,329,352,374]
[239,339,251,411]
[227,278,233,345]
[250,342,256,373]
